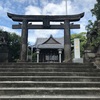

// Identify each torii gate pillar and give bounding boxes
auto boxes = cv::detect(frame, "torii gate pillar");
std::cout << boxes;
[64,20,71,62]
[20,19,28,62]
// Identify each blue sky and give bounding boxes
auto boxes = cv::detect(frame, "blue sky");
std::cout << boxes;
[0,0,97,44]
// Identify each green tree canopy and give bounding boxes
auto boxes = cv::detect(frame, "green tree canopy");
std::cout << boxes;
[86,0,100,48]
[91,0,100,20]
[0,29,21,62]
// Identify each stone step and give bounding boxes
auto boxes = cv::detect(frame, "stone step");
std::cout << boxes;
[0,95,100,100]
[0,64,96,68]
[0,63,99,99]
[0,62,93,66]
[0,72,100,76]
[0,68,99,72]
[0,81,100,88]
[0,87,99,95]
[0,76,100,81]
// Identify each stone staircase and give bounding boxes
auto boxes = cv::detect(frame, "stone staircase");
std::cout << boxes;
[0,63,100,100]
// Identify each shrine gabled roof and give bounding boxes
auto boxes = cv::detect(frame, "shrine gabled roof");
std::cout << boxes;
[34,35,64,49]
[7,12,84,22]
[42,35,61,44]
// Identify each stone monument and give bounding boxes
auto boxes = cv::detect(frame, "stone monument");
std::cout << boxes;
[73,38,83,63]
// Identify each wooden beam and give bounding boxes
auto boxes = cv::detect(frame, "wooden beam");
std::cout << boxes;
[7,12,84,22]
[12,24,80,29]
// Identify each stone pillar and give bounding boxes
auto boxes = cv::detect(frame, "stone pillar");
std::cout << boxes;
[58,49,62,63]
[20,19,28,62]
[31,47,33,62]
[64,20,71,62]
[36,49,40,63]
[74,38,80,59]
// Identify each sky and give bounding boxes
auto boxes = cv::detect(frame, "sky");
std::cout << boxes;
[0,0,97,44]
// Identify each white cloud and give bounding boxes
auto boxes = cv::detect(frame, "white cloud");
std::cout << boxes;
[40,0,49,7]
[0,5,8,17]
[0,26,20,35]
[0,0,12,18]
[42,1,65,15]
[25,5,41,15]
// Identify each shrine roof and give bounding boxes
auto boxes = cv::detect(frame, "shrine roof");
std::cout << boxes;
[7,12,84,22]
[34,35,64,49]
[37,44,64,49]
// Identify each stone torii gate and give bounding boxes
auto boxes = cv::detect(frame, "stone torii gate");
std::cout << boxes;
[7,12,84,62]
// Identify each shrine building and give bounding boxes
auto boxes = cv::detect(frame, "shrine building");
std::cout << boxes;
[32,35,73,63]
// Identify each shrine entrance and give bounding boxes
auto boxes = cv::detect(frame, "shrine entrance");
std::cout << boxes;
[7,12,84,62]
[39,49,59,62]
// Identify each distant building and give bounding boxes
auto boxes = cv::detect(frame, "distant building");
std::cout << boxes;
[30,35,73,63]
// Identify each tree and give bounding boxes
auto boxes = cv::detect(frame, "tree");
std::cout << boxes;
[86,0,100,48]
[91,0,100,20]
[71,32,87,57]
[85,20,96,32]
[8,33,21,62]
[0,29,21,62]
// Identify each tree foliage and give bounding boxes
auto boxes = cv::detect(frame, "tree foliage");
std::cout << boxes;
[86,0,100,48]
[91,0,100,20]
[0,29,21,62]
[8,33,21,62]
[85,20,97,32]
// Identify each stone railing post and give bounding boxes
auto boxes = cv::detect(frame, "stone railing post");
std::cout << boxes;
[36,49,40,63]
[58,49,62,63]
